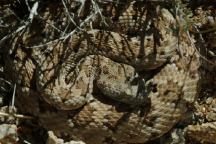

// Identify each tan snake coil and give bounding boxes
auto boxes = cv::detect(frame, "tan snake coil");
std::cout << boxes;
[3,1,201,143]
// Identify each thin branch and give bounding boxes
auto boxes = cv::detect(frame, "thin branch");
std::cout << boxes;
[25,0,31,12]
[0,78,12,85]
[186,30,216,67]
[11,84,16,110]
[0,2,38,47]
[91,0,108,26]
[77,0,86,16]
[0,112,34,120]
[61,0,82,31]
[62,12,96,40]
[26,11,97,49]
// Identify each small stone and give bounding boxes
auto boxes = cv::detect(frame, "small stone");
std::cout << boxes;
[206,97,213,104]
[206,112,216,121]
[0,124,18,144]
[46,131,86,144]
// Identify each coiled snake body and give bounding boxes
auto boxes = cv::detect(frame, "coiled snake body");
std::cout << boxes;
[3,1,200,143]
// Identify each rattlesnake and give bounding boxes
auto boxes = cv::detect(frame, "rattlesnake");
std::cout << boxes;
[2,1,201,143]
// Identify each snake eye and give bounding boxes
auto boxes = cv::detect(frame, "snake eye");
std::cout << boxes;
[151,84,157,93]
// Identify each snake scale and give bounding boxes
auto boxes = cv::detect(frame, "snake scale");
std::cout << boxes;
[2,1,202,143]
